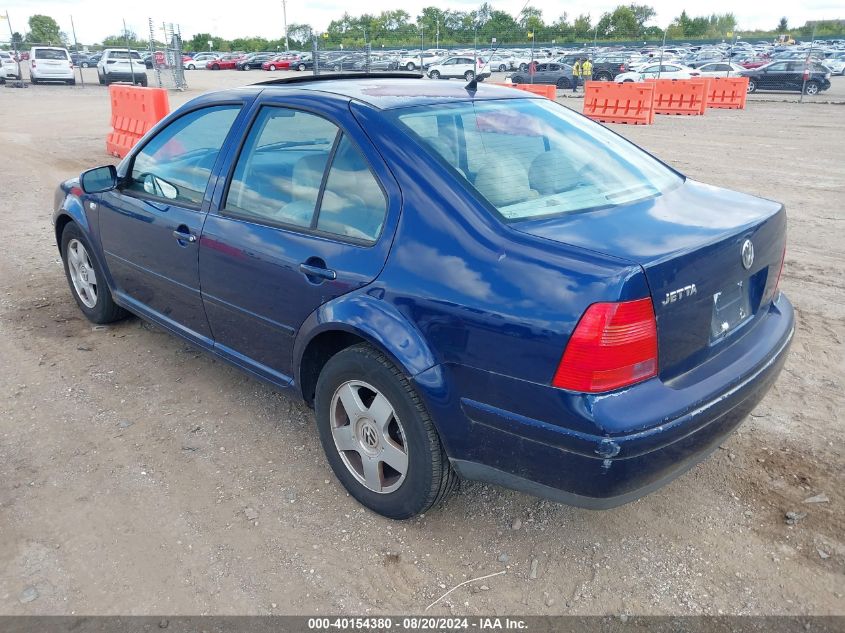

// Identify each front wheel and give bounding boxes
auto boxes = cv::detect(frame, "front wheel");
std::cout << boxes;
[429,70,440,80]
[81,62,89,68]
[596,73,611,81]
[464,70,475,81]
[315,344,457,519]
[61,223,126,324]
[556,77,570,89]
[243,63,251,70]
[804,81,820,95]
[211,63,220,70]
[405,62,415,71]
[187,63,195,70]
[747,79,757,93]
[269,64,276,71]
[298,63,306,72]
[498,64,507,72]
[519,63,528,71]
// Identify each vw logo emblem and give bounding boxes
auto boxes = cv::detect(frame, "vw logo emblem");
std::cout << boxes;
[361,424,378,448]
[741,239,754,270]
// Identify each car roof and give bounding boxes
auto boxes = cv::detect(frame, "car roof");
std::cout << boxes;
[246,76,539,110]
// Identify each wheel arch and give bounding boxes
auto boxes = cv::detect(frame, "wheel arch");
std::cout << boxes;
[294,292,437,407]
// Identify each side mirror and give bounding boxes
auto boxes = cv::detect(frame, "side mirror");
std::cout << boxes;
[80,165,118,194]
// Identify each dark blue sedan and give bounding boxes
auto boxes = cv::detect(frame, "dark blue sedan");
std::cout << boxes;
[53,76,793,519]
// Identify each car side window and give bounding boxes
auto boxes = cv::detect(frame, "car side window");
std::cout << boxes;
[126,105,241,206]
[224,106,339,228]
[768,62,787,71]
[316,135,386,243]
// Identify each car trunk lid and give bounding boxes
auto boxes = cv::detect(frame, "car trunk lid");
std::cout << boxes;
[512,179,787,380]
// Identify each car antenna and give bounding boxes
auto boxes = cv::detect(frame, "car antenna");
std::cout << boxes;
[466,41,499,93]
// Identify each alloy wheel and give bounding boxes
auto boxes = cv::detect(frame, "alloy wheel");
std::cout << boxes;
[329,380,408,494]
[66,239,98,309]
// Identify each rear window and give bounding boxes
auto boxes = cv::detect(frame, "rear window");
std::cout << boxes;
[393,98,682,221]
[109,50,142,60]
[34,48,69,60]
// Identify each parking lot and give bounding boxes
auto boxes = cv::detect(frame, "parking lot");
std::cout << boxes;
[1,67,843,616]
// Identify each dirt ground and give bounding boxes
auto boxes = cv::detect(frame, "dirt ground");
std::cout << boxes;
[0,68,843,616]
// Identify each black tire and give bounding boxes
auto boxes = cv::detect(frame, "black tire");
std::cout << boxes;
[747,79,757,93]
[464,70,475,81]
[138,78,148,87]
[519,63,528,71]
[556,77,570,89]
[269,64,276,71]
[81,62,89,68]
[60,223,127,324]
[429,70,440,80]
[67,79,76,85]
[314,344,457,519]
[405,62,415,71]
[30,77,38,85]
[498,64,507,72]
[187,63,195,70]
[298,63,306,71]
[804,80,820,95]
[98,73,104,85]
[511,75,522,84]
[596,72,611,81]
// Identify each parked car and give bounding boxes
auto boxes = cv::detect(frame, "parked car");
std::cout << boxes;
[822,52,845,75]
[29,46,75,85]
[741,61,831,95]
[695,62,748,77]
[292,54,314,72]
[97,49,147,86]
[0,50,22,80]
[53,76,792,519]
[590,55,634,81]
[485,54,514,72]
[70,52,95,68]
[185,53,218,69]
[400,52,440,71]
[427,56,489,81]
[738,56,771,69]
[236,53,275,70]
[207,54,242,70]
[615,63,700,82]
[262,55,298,71]
[509,62,574,88]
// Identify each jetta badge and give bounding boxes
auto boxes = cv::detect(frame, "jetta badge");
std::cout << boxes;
[662,284,697,306]
[741,239,754,270]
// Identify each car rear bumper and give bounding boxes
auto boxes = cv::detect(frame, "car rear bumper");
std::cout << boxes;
[428,293,794,508]
[104,71,146,81]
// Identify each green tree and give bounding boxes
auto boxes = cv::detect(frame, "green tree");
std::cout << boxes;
[26,14,61,45]
[596,6,640,39]
[628,4,656,31]
[777,17,788,33]
[102,30,147,49]
[187,32,215,52]
[572,14,592,40]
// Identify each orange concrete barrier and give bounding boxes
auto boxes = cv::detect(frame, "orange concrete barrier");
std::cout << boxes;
[646,78,707,116]
[582,81,655,125]
[706,76,749,109]
[512,83,557,99]
[690,77,711,114]
[106,85,170,158]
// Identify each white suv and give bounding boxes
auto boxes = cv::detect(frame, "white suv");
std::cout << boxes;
[427,56,490,81]
[1,51,22,81]
[29,46,75,84]
[97,49,147,86]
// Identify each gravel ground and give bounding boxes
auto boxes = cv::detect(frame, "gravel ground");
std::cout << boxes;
[0,67,843,616]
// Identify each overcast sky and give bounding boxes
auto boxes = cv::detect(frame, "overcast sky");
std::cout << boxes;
[2,0,841,44]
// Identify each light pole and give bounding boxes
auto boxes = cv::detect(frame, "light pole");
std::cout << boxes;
[281,0,289,52]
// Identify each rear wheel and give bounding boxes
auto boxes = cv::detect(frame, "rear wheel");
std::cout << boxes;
[269,64,276,71]
[243,63,251,70]
[464,70,475,81]
[298,63,306,71]
[804,80,820,95]
[596,72,612,81]
[315,344,457,519]
[511,75,522,84]
[519,63,528,71]
[556,77,570,89]
[747,78,757,93]
[61,223,126,324]
[405,62,415,71]
[187,63,195,70]
[67,78,76,85]
[81,62,89,68]
[498,64,507,72]
[429,70,440,80]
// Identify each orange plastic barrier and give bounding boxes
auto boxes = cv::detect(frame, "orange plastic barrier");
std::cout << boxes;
[582,81,655,125]
[646,78,707,116]
[690,77,711,114]
[512,83,557,99]
[106,85,170,158]
[706,76,749,109]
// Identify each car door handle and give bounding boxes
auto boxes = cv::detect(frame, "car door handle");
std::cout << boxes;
[172,229,197,243]
[299,262,336,281]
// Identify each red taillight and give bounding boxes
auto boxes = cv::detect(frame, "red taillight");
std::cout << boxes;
[552,298,658,393]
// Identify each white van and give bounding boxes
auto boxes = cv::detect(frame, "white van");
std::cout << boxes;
[30,46,75,84]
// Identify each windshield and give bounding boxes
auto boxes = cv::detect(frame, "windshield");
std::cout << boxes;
[35,48,69,60]
[393,99,681,221]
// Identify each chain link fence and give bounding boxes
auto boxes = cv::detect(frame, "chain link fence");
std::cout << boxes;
[147,20,187,90]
